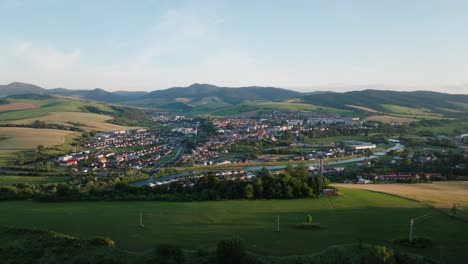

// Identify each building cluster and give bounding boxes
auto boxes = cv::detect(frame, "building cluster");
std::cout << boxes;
[148,170,255,187]
[57,128,191,172]
[357,172,442,183]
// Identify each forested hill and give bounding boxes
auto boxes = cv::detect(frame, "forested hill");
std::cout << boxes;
[302,89,468,112]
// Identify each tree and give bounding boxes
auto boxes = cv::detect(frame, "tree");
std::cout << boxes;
[151,244,185,264]
[16,152,25,165]
[305,214,313,224]
[451,204,457,217]
[216,237,245,264]
[244,184,254,199]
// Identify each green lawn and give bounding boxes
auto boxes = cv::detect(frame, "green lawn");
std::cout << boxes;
[0,176,66,185]
[0,188,466,262]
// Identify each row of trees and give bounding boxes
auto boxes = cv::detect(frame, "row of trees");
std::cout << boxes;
[0,165,330,202]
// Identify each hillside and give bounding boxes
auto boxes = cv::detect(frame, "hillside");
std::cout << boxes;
[303,90,468,113]
[2,82,468,115]
[0,83,304,109]
[0,82,47,97]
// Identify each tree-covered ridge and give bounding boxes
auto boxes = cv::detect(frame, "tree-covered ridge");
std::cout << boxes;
[302,89,468,113]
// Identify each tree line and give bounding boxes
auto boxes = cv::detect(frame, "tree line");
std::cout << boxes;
[0,165,331,202]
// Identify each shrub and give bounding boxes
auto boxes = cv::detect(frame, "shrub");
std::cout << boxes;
[305,215,313,224]
[89,237,116,247]
[393,237,433,248]
[150,243,185,264]
[216,236,245,264]
[365,245,395,264]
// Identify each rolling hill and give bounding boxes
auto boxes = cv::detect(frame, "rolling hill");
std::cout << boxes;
[0,82,47,97]
[302,89,468,114]
[2,82,468,115]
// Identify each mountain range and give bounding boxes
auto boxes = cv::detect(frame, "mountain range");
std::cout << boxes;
[1,82,468,113]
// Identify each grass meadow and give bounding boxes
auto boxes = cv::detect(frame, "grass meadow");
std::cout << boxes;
[0,188,466,262]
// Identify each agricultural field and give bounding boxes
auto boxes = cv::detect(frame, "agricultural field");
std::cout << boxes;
[345,104,379,113]
[364,115,418,123]
[333,182,468,220]
[0,127,78,154]
[210,102,356,116]
[0,102,36,111]
[0,188,466,262]
[0,176,66,185]
[0,98,116,123]
[11,111,133,131]
[382,104,441,118]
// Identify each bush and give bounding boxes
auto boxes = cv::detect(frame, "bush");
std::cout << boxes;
[364,245,395,264]
[150,244,185,264]
[305,215,313,224]
[89,237,116,247]
[216,237,245,264]
[393,237,433,248]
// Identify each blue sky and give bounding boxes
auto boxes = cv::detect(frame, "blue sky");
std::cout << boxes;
[1,0,468,93]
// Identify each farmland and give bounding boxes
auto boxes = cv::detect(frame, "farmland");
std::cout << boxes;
[11,111,133,131]
[333,182,468,220]
[0,98,116,123]
[0,188,466,262]
[0,102,36,111]
[210,102,356,116]
[0,127,78,154]
[364,115,418,123]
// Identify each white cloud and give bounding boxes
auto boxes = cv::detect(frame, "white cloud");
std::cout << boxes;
[0,41,82,87]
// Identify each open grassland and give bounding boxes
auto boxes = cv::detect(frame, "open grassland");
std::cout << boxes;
[333,182,468,220]
[0,176,66,185]
[0,127,78,154]
[0,188,466,262]
[365,115,418,123]
[0,98,116,123]
[11,111,133,131]
[211,102,356,116]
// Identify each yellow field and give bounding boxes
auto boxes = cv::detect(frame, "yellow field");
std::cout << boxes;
[334,182,468,219]
[365,115,417,123]
[11,111,133,131]
[0,127,78,154]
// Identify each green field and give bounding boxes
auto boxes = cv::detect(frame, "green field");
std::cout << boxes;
[0,188,466,262]
[0,176,66,185]
[210,102,356,116]
[411,122,468,135]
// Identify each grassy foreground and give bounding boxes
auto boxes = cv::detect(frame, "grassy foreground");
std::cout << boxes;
[0,188,467,262]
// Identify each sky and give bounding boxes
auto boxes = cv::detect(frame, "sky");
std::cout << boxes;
[1,0,468,93]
